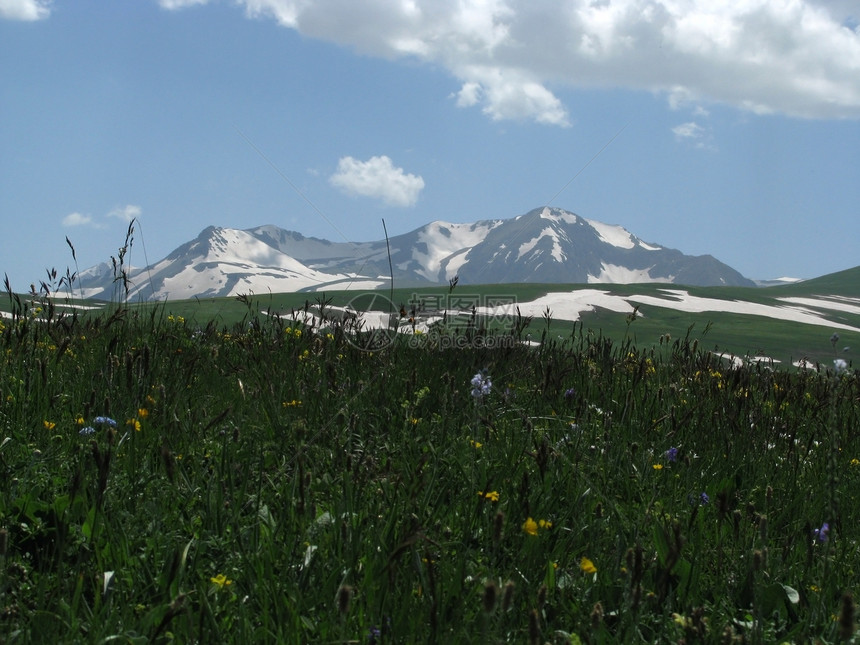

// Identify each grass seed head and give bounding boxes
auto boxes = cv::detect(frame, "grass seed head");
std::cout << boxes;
[482,580,497,613]
[840,592,856,641]
[528,608,540,645]
[502,580,515,612]
[336,585,353,615]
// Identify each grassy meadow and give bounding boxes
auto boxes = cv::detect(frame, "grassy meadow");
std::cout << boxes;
[1,280,860,643]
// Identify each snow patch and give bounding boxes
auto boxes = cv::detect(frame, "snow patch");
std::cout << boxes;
[411,220,501,281]
[517,228,565,262]
[538,206,578,225]
[587,263,672,284]
[584,218,635,249]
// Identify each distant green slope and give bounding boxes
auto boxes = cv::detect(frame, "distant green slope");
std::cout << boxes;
[3,266,858,370]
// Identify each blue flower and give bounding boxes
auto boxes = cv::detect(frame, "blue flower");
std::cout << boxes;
[699,492,710,505]
[564,387,576,400]
[665,447,678,463]
[93,416,118,428]
[813,522,830,543]
[79,426,95,436]
[470,372,492,398]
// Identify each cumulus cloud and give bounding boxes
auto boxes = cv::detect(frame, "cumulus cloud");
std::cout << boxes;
[330,156,425,207]
[62,212,96,228]
[211,0,860,123]
[108,204,142,222]
[0,0,51,20]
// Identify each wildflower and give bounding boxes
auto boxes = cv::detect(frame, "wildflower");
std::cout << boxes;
[478,490,500,502]
[652,464,664,470]
[580,557,598,574]
[851,458,860,467]
[834,359,849,374]
[470,371,492,398]
[43,420,56,431]
[564,387,576,400]
[538,519,552,530]
[93,416,118,428]
[127,418,141,432]
[665,446,678,462]
[700,492,710,505]
[210,573,232,589]
[79,426,95,436]
[75,415,85,425]
[368,626,382,644]
[137,408,149,418]
[813,522,830,543]
[469,439,482,449]
[522,517,539,536]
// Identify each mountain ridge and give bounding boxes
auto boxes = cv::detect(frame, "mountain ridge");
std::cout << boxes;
[75,206,756,301]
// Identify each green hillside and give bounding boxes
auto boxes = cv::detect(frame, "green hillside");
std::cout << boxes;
[3,267,858,370]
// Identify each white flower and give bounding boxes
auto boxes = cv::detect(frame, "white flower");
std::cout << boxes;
[834,358,849,374]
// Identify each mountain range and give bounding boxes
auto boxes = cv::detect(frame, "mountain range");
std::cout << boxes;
[76,206,755,301]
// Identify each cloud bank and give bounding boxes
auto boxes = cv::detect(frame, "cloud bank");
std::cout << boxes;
[330,156,425,207]
[161,0,860,124]
[0,0,51,20]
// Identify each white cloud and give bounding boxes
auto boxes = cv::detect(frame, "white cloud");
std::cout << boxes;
[330,156,425,207]
[108,204,142,222]
[0,0,51,20]
[672,121,716,150]
[62,212,95,228]
[158,0,211,9]
[213,0,860,123]
[672,121,704,140]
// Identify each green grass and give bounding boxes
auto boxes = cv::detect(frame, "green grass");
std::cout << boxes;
[1,289,859,643]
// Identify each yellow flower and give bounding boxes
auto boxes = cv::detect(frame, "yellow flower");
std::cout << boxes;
[210,574,232,589]
[580,557,597,574]
[43,420,56,431]
[75,415,85,426]
[851,458,860,467]
[522,517,538,536]
[653,464,664,470]
[539,519,552,530]
[137,408,149,418]
[672,612,692,629]
[127,419,141,432]
[478,490,500,502]
[470,439,482,449]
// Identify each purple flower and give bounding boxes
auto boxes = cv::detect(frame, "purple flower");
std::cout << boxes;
[665,447,678,463]
[699,492,710,505]
[93,416,117,428]
[368,626,381,644]
[564,387,576,400]
[813,522,830,543]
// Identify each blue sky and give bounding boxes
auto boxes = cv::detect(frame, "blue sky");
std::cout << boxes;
[1,0,859,291]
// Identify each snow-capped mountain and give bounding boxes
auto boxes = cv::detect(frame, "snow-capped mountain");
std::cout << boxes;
[76,207,754,301]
